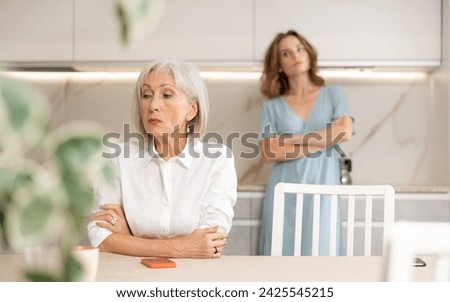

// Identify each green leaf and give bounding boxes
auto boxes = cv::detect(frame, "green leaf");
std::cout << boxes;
[62,171,94,215]
[138,0,151,18]
[5,183,67,251]
[26,270,60,282]
[101,161,116,185]
[0,76,50,153]
[54,136,102,170]
[19,196,53,237]
[115,1,131,45]
[0,165,33,208]
[52,132,104,215]
[63,252,83,282]
[1,79,31,131]
[0,212,7,247]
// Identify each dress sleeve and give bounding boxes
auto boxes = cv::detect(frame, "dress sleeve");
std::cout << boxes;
[331,85,355,136]
[331,85,353,121]
[259,100,277,141]
[198,145,237,234]
[86,156,122,247]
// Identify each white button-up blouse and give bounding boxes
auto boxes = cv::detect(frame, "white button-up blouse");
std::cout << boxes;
[87,138,237,247]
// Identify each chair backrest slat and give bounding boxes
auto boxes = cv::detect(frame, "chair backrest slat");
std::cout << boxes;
[271,183,286,256]
[312,194,321,256]
[271,183,395,256]
[346,195,356,256]
[329,194,338,256]
[364,195,373,256]
[294,193,304,256]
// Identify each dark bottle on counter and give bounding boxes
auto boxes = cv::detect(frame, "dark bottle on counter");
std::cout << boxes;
[340,158,352,185]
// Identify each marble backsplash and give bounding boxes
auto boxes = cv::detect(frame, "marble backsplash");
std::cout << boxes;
[5,69,449,190]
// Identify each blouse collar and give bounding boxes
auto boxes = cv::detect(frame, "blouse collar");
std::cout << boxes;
[147,136,200,168]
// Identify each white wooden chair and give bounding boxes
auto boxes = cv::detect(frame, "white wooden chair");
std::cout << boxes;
[384,221,450,281]
[271,183,395,256]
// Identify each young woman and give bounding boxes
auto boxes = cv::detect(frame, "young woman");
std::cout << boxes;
[259,30,353,255]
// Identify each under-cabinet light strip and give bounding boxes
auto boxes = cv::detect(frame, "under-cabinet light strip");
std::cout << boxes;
[1,70,428,81]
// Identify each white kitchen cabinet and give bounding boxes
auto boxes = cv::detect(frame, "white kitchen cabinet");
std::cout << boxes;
[74,0,253,66]
[224,191,264,256]
[0,0,442,68]
[254,0,441,67]
[0,0,72,62]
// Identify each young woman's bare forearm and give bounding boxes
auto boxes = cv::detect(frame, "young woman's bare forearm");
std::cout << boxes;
[286,116,352,148]
[260,139,324,162]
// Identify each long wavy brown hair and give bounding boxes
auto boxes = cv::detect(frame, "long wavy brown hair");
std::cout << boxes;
[260,30,325,99]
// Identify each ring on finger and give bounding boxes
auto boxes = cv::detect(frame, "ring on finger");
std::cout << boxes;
[214,246,218,254]
[111,216,118,226]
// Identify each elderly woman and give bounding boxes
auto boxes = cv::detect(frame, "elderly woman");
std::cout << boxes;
[88,59,237,259]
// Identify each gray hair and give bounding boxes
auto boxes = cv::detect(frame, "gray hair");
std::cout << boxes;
[131,58,209,139]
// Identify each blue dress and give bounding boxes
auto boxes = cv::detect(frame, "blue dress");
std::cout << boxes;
[259,85,352,256]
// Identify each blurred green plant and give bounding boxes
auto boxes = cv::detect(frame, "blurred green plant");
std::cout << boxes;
[115,0,165,46]
[0,0,162,281]
[0,76,114,281]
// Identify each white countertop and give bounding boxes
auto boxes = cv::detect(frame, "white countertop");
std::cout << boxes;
[238,184,449,194]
